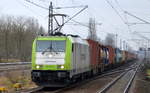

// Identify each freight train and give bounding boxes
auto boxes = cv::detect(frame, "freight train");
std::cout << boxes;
[31,35,136,87]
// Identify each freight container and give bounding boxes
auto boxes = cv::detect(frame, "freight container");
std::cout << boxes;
[87,39,101,74]
[115,48,122,63]
[102,46,110,66]
[99,45,105,71]
[107,46,115,65]
[122,51,126,63]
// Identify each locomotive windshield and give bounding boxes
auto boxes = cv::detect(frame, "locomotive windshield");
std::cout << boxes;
[36,40,66,52]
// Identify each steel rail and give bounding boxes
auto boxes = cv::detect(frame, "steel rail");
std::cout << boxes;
[123,62,141,93]
[21,86,44,93]
[97,71,128,93]
[52,69,131,93]
[53,67,134,93]
[0,67,31,72]
[0,62,30,66]
[21,61,136,93]
[20,66,131,93]
[97,62,140,93]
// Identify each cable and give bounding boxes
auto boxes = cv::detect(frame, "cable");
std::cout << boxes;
[25,0,48,10]
[124,11,150,24]
[105,0,136,47]
[70,19,89,27]
[38,0,49,3]
[124,12,133,32]
[37,0,49,6]
[24,0,60,18]
[26,0,86,10]
[54,5,87,9]
[105,0,126,24]
[24,0,89,32]
[69,25,84,36]
[16,0,45,17]
[105,0,134,33]
[53,5,88,32]
[114,0,124,12]
[114,0,132,29]
[114,0,134,33]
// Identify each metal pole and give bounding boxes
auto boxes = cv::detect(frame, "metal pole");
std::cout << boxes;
[126,43,128,51]
[48,2,53,36]
[123,41,125,50]
[120,39,122,50]
[116,34,118,48]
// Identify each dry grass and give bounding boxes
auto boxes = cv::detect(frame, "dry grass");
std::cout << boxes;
[0,70,37,92]
[0,76,12,88]
[0,59,21,62]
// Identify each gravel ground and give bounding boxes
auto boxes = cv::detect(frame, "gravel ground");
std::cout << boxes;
[0,66,37,93]
[129,62,150,93]
[105,70,134,93]
[0,65,30,76]
[59,74,121,93]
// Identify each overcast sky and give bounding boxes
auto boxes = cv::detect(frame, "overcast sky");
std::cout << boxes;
[0,0,150,50]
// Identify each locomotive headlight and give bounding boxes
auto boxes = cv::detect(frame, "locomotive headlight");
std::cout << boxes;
[36,65,40,69]
[48,54,53,58]
[60,65,64,69]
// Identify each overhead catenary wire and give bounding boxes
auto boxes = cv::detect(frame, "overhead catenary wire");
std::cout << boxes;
[53,5,87,9]
[38,0,49,3]
[37,0,49,7]
[24,0,98,28]
[124,11,150,24]
[114,1,150,26]
[68,18,102,28]
[114,0,124,12]
[25,0,48,10]
[105,0,133,33]
[69,25,85,36]
[24,0,131,39]
[104,0,137,48]
[133,31,150,40]
[124,12,132,32]
[24,0,60,17]
[16,0,46,18]
[105,0,126,24]
[25,0,87,10]
[114,0,128,23]
[24,0,89,28]
[53,5,88,32]
[69,19,89,27]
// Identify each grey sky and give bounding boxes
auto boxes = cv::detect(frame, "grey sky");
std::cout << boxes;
[0,0,150,50]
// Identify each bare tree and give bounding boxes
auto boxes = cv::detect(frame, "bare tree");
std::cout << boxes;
[105,33,115,47]
[0,15,45,62]
[88,18,97,41]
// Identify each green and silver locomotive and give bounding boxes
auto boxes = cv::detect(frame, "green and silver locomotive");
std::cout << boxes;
[31,36,90,86]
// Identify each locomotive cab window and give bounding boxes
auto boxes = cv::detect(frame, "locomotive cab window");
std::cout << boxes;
[72,44,74,52]
[36,40,66,52]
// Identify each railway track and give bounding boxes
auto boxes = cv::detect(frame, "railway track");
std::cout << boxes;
[97,61,141,93]
[0,66,30,72]
[0,62,31,72]
[0,62,30,66]
[21,61,136,93]
[21,86,44,93]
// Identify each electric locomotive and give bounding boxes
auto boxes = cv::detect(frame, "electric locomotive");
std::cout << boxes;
[31,36,90,87]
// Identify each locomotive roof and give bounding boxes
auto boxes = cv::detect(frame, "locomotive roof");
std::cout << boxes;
[68,36,89,45]
[36,36,89,45]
